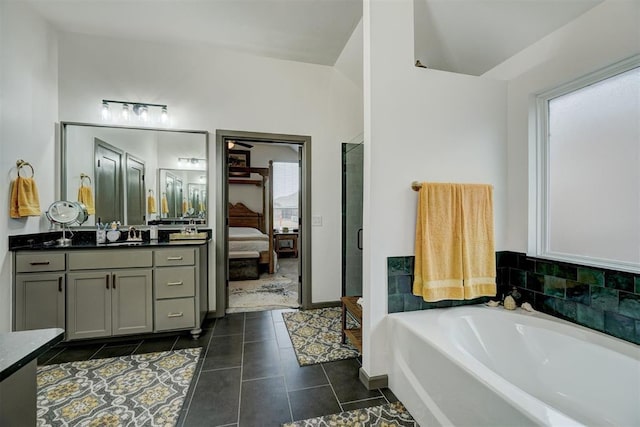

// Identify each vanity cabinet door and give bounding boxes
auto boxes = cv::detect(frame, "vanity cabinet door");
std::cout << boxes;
[112,269,152,336]
[66,271,112,340]
[14,273,65,331]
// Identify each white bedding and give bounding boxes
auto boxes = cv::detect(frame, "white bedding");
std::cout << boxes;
[229,227,269,252]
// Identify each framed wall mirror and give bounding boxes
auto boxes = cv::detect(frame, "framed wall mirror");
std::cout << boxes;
[61,122,208,227]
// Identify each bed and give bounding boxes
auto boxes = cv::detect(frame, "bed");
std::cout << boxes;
[228,201,276,274]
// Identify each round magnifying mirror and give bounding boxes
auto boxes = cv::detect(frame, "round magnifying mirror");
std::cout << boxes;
[46,201,81,247]
[46,201,81,224]
[73,202,89,225]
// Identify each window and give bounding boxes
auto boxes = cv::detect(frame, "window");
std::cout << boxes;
[533,56,640,272]
[273,162,299,230]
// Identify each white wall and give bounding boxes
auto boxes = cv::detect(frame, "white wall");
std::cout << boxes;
[0,1,59,332]
[363,0,508,376]
[57,31,363,307]
[484,0,640,253]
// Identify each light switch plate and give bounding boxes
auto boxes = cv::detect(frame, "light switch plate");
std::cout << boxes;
[311,215,322,226]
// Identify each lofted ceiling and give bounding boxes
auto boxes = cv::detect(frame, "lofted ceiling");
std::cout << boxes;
[415,0,603,75]
[27,0,602,74]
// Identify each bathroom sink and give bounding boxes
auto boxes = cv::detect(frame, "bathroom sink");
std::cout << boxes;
[169,232,208,240]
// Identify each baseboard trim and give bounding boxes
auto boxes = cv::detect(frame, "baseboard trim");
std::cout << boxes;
[309,301,341,309]
[359,367,388,390]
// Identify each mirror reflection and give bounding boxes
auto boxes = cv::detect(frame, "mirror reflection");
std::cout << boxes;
[61,123,208,227]
[158,169,207,220]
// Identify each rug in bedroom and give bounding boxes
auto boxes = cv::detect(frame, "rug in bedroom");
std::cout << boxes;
[282,402,418,427]
[282,307,359,366]
[36,348,201,427]
[227,275,300,313]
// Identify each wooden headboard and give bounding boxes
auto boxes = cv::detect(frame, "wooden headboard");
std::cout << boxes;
[228,202,265,231]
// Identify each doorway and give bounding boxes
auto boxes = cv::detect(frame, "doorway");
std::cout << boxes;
[342,139,364,297]
[215,130,312,316]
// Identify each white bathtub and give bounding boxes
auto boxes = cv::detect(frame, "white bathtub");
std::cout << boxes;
[386,305,640,427]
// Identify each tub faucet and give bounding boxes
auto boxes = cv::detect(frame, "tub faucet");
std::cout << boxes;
[187,218,198,234]
[505,286,522,304]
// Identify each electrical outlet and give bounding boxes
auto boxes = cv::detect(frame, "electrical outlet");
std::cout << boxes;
[311,215,322,226]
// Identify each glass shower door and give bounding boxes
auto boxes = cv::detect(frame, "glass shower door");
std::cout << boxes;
[342,140,364,297]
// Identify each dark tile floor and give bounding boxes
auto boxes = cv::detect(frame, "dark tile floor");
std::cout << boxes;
[38,309,398,427]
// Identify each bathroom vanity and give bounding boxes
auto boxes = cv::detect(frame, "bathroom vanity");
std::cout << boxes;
[11,238,209,341]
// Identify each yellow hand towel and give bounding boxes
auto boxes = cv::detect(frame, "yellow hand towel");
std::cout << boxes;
[413,183,464,302]
[77,185,95,215]
[10,177,41,218]
[161,195,169,214]
[460,184,496,299]
[182,199,188,214]
[147,195,157,214]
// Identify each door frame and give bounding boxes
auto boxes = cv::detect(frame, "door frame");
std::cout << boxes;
[215,129,312,316]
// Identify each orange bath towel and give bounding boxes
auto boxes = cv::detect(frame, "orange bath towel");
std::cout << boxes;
[77,185,95,215]
[10,177,41,218]
[147,194,157,214]
[161,195,169,214]
[413,183,464,301]
[413,182,496,302]
[460,184,496,299]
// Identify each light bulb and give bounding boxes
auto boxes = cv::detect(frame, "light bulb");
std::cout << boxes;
[140,105,149,122]
[101,101,110,120]
[122,103,130,121]
[161,106,168,123]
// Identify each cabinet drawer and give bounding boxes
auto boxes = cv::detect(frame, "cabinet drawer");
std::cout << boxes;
[15,252,66,273]
[154,249,195,267]
[155,267,195,299]
[69,250,152,270]
[154,298,195,331]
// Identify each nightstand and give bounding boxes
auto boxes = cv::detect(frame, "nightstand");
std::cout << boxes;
[274,232,298,258]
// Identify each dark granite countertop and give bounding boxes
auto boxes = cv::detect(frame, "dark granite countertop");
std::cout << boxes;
[9,230,212,251]
[0,328,64,381]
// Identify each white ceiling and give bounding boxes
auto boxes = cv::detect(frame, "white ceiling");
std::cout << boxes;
[26,0,363,66]
[27,0,602,74]
[415,0,603,75]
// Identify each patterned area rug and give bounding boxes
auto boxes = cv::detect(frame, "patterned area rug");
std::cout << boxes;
[283,402,419,426]
[282,307,359,366]
[37,348,201,426]
[227,276,300,313]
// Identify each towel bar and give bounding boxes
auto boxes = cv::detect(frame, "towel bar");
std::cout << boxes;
[411,181,494,191]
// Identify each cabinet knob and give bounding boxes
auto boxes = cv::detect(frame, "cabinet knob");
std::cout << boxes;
[58,276,62,292]
[167,256,183,261]
[106,274,109,289]
[30,261,50,266]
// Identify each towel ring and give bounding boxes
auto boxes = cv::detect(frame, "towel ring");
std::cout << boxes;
[80,173,92,186]
[16,160,34,178]
[148,189,154,195]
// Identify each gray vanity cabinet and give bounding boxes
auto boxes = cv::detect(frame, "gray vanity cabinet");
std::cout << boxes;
[66,250,153,340]
[15,273,65,331]
[14,252,66,331]
[154,248,198,333]
[12,242,208,340]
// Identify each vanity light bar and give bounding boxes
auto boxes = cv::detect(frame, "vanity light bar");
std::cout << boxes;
[101,99,169,124]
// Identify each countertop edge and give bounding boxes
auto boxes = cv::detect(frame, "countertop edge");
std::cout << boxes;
[0,329,65,381]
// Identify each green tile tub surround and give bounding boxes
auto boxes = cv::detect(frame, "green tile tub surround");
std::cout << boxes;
[387,256,489,314]
[497,251,640,345]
